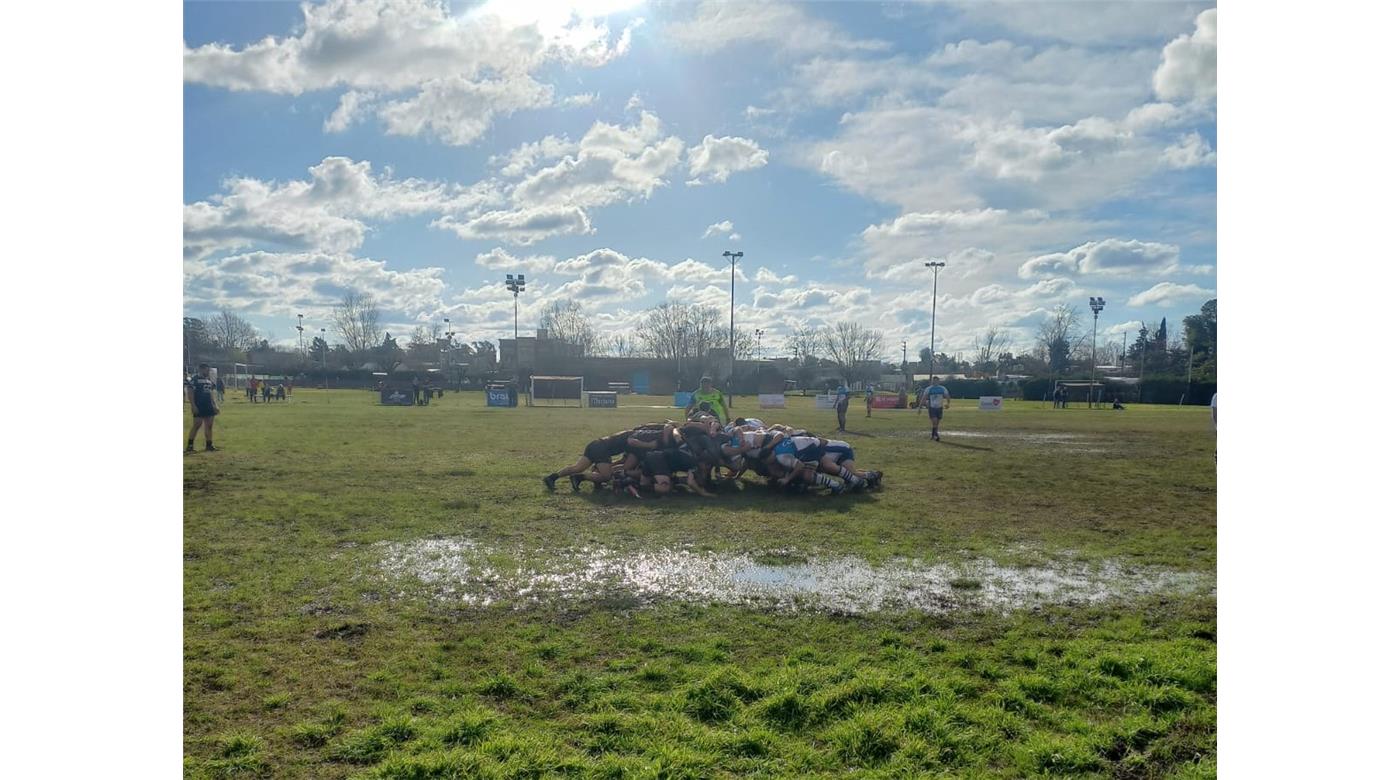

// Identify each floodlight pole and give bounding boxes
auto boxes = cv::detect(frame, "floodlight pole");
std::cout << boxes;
[320,327,328,402]
[505,274,527,370]
[296,314,305,364]
[924,260,946,380]
[1089,297,1105,408]
[723,250,743,407]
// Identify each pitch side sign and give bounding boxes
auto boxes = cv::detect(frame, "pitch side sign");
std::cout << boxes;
[758,393,786,409]
[978,396,1004,411]
[380,386,414,406]
[486,388,512,407]
[587,392,618,408]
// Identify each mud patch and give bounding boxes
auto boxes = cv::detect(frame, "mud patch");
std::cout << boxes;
[314,621,370,640]
[375,539,1210,615]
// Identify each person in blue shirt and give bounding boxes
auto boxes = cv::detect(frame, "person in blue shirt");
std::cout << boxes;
[917,378,951,441]
[834,384,850,432]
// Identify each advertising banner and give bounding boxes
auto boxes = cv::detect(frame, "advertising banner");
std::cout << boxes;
[978,396,1004,411]
[673,391,692,408]
[870,395,902,409]
[758,393,786,409]
[486,388,512,407]
[587,392,618,408]
[814,394,837,409]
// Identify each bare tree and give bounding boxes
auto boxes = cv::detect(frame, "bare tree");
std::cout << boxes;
[974,327,1010,375]
[332,290,380,353]
[783,325,821,362]
[606,333,642,357]
[1036,304,1084,375]
[540,299,599,356]
[821,321,885,383]
[733,330,757,361]
[205,309,260,352]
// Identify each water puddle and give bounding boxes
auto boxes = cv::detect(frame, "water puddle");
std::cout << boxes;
[374,538,1210,615]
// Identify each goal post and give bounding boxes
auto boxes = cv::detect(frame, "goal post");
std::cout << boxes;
[528,375,583,407]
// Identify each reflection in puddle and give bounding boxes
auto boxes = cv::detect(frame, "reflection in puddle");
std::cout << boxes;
[376,538,1211,614]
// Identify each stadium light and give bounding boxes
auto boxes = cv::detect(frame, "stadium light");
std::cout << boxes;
[901,339,908,386]
[722,250,743,407]
[296,314,305,362]
[320,327,328,399]
[506,274,527,364]
[754,328,764,360]
[924,260,946,380]
[1089,297,1106,408]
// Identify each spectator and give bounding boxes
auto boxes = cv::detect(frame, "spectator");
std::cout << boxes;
[276,383,286,401]
[215,375,225,404]
[261,381,272,403]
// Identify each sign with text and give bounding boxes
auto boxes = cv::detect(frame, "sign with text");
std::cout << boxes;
[814,394,837,409]
[870,395,902,409]
[758,393,786,409]
[978,396,1004,411]
[587,392,618,408]
[486,388,512,407]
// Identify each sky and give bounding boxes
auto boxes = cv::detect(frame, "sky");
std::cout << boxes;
[183,0,1217,362]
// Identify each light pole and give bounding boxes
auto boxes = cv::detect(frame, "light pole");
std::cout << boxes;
[505,274,526,368]
[319,327,328,400]
[901,339,908,387]
[923,259,946,380]
[296,314,305,364]
[1089,297,1105,408]
[754,328,764,360]
[722,250,743,407]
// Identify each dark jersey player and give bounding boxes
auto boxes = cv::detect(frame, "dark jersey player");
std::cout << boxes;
[543,430,632,490]
[640,447,715,497]
[186,364,220,452]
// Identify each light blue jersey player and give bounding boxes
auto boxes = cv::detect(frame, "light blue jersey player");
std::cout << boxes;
[918,380,951,441]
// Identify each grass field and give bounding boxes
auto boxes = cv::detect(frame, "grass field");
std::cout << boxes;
[184,390,1216,778]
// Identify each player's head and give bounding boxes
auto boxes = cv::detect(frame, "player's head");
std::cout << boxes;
[198,363,211,376]
[700,376,713,390]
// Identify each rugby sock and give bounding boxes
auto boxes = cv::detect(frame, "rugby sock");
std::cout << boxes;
[815,473,841,489]
[837,467,861,485]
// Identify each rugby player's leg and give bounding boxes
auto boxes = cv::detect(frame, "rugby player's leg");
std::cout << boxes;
[544,454,592,489]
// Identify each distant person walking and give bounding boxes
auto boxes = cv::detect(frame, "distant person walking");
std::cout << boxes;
[865,387,875,418]
[918,378,951,441]
[685,376,729,424]
[276,383,286,401]
[186,364,219,452]
[261,381,272,403]
[215,376,225,403]
[412,378,422,406]
[834,384,851,432]
[247,378,256,403]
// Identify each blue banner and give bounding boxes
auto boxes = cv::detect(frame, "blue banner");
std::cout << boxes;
[487,388,512,407]
[673,391,692,408]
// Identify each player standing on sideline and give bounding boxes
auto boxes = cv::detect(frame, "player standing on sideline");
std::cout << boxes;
[685,376,729,425]
[186,364,220,453]
[215,375,225,403]
[918,377,950,441]
[834,384,850,432]
[865,387,874,418]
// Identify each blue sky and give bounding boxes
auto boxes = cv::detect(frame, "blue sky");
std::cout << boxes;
[184,0,1216,361]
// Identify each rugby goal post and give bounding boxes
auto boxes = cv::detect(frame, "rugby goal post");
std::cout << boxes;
[528,375,583,407]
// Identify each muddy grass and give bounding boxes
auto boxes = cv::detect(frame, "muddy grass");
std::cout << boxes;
[375,537,1212,615]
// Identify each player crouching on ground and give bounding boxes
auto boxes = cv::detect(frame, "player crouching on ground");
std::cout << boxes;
[542,430,631,490]
[639,446,715,497]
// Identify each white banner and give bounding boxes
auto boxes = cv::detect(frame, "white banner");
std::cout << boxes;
[758,393,786,409]
[814,394,837,409]
[978,396,1004,411]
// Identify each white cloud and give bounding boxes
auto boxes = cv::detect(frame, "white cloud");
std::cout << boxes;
[491,134,578,178]
[951,1,1211,46]
[686,134,769,185]
[755,267,797,285]
[183,156,500,261]
[1162,132,1217,168]
[663,0,890,56]
[473,247,557,275]
[375,75,553,146]
[1019,239,1181,278]
[1127,281,1215,308]
[185,0,638,145]
[511,111,686,208]
[432,205,593,246]
[324,90,377,132]
[1153,9,1216,103]
[560,92,598,107]
[625,91,644,112]
[184,249,448,322]
[702,220,735,239]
